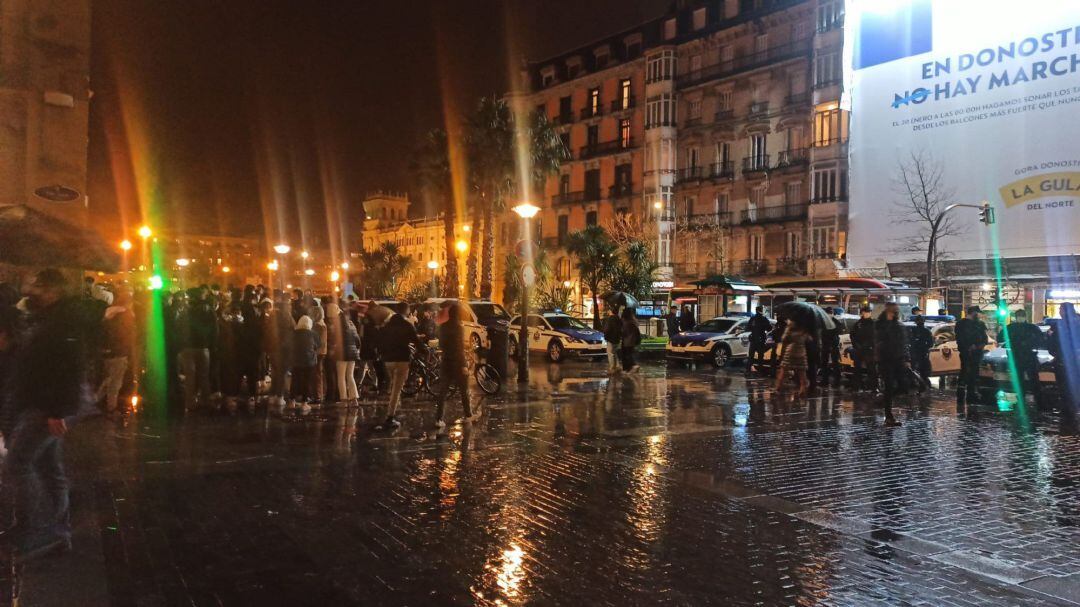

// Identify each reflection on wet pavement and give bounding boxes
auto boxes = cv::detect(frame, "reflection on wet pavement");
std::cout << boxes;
[28,360,1080,605]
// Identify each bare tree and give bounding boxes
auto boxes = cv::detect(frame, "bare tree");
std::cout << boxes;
[675,214,729,276]
[891,150,966,288]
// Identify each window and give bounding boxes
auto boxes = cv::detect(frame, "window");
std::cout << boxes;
[715,193,730,215]
[647,50,675,83]
[690,54,703,73]
[813,106,849,146]
[663,18,677,40]
[542,71,555,87]
[618,79,631,109]
[557,215,569,246]
[687,146,699,169]
[684,196,695,219]
[588,88,600,115]
[749,233,764,260]
[567,62,581,79]
[646,93,675,128]
[785,232,801,258]
[785,181,802,205]
[558,133,570,155]
[626,40,641,58]
[559,174,570,195]
[749,133,767,168]
[688,99,702,120]
[794,21,811,41]
[817,0,844,32]
[584,169,601,198]
[614,163,632,193]
[559,96,572,120]
[749,186,766,207]
[535,103,546,118]
[587,124,599,147]
[596,52,609,69]
[713,141,730,172]
[814,52,841,87]
[619,118,631,147]
[717,90,733,112]
[754,34,768,55]
[720,44,734,64]
[692,7,707,30]
[586,210,598,227]
[812,167,848,202]
[811,226,836,255]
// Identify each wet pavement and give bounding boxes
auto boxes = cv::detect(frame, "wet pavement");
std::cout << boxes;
[14,360,1080,606]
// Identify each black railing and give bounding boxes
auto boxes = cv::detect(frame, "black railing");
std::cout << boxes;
[579,138,636,159]
[817,16,845,33]
[714,109,734,122]
[785,92,810,107]
[686,212,733,227]
[776,147,810,168]
[813,137,848,148]
[677,37,811,89]
[740,203,809,224]
[741,259,769,275]
[774,257,808,275]
[684,116,703,127]
[580,106,603,120]
[610,97,636,112]
[710,161,735,179]
[676,166,706,183]
[542,237,560,249]
[742,155,771,174]
[555,112,574,125]
[609,183,636,198]
[810,194,848,204]
[552,191,586,205]
[808,250,838,259]
[812,78,842,90]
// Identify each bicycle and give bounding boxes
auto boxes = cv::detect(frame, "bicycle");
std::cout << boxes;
[424,346,501,396]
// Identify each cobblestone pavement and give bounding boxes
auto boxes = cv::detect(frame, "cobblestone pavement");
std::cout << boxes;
[15,360,1080,606]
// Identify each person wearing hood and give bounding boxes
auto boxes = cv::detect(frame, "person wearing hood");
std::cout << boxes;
[326,302,361,406]
[290,315,321,411]
[96,288,134,416]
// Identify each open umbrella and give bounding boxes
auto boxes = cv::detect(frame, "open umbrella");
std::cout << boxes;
[601,291,638,309]
[774,301,837,332]
[0,205,119,271]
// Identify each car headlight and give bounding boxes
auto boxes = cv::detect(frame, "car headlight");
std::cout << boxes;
[740,336,749,346]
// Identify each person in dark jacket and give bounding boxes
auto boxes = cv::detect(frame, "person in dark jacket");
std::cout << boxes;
[745,306,771,377]
[875,302,908,427]
[434,302,475,430]
[679,305,696,333]
[955,306,989,405]
[769,314,786,371]
[177,288,217,410]
[620,307,642,373]
[1048,303,1079,432]
[997,309,1046,407]
[850,306,877,391]
[417,308,437,342]
[96,289,135,416]
[290,315,320,410]
[909,314,934,393]
[372,306,424,430]
[664,307,679,338]
[603,307,623,374]
[5,269,94,559]
[818,308,844,386]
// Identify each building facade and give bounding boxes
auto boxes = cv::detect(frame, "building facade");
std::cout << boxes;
[515,0,848,311]
[0,0,92,226]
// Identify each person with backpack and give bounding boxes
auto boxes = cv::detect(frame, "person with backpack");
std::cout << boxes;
[602,307,622,374]
[434,302,476,430]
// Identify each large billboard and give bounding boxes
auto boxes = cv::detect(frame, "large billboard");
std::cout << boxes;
[844,0,1080,269]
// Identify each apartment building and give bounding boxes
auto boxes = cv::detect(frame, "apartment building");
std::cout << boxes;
[669,0,848,283]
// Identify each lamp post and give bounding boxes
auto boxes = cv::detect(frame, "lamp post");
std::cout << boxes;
[512,202,540,385]
[176,258,190,288]
[427,260,439,297]
[272,244,290,292]
[119,239,132,271]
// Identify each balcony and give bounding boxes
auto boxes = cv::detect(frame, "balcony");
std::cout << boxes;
[677,37,812,89]
[740,203,809,224]
[742,155,770,174]
[811,138,849,159]
[580,106,603,120]
[749,101,770,118]
[817,16,845,33]
[684,115,703,127]
[784,92,810,107]
[552,191,586,206]
[776,147,810,169]
[609,97,636,112]
[774,257,808,275]
[714,109,734,122]
[579,138,636,159]
[709,161,735,179]
[740,259,769,275]
[676,166,706,183]
[554,112,574,126]
[609,183,636,199]
[810,194,848,204]
[685,212,733,228]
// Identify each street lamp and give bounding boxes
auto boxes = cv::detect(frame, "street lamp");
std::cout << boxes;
[455,239,468,253]
[175,258,190,267]
[427,260,439,296]
[267,260,279,271]
[300,250,309,260]
[330,270,340,282]
[273,243,291,255]
[340,262,349,270]
[304,268,315,276]
[222,266,231,274]
[512,202,541,385]
[138,225,152,239]
[119,240,132,251]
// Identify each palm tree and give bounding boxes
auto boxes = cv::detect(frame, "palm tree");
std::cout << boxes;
[566,225,617,328]
[411,129,459,297]
[357,242,413,298]
[465,97,567,300]
[606,239,659,301]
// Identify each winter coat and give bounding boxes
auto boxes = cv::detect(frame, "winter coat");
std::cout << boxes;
[747,313,771,343]
[12,297,95,420]
[874,318,909,363]
[956,317,989,351]
[909,326,934,356]
[101,304,135,358]
[998,321,1044,366]
[438,319,466,370]
[292,316,320,369]
[851,318,876,352]
[327,312,361,362]
[679,311,696,332]
[603,315,623,344]
[377,314,423,363]
[621,317,641,348]
[664,312,679,337]
[358,317,379,360]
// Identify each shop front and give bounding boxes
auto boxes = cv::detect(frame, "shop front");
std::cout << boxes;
[689,276,763,320]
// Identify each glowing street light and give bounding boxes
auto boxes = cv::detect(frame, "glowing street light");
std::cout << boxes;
[563,280,572,288]
[267,260,279,271]
[456,239,469,252]
[512,202,540,219]
[222,266,231,273]
[340,262,349,270]
[463,225,471,232]
[330,270,341,282]
[175,258,190,267]
[427,260,439,270]
[304,268,315,276]
[138,225,152,239]
[511,201,540,385]
[653,200,663,210]
[148,275,164,290]
[273,243,291,255]
[119,239,133,251]
[300,250,310,260]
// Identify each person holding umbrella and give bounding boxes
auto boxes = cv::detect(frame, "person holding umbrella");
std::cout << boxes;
[875,302,908,427]
[776,318,811,397]
[620,307,641,374]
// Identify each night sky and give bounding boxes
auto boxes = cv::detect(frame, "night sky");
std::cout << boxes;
[89,0,668,244]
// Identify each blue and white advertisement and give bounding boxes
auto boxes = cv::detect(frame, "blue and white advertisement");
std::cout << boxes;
[844,0,1080,269]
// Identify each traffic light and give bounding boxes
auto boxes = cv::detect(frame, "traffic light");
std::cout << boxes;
[997,302,1009,319]
[978,201,995,225]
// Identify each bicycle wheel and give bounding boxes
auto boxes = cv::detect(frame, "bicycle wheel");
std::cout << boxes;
[401,365,421,397]
[474,363,501,395]
[422,366,441,396]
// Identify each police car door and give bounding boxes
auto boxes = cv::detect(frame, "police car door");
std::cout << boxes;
[528,315,550,352]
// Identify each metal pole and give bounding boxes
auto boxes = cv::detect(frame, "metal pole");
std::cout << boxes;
[518,263,529,385]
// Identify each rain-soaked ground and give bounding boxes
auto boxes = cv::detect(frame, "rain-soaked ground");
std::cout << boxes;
[13,360,1080,606]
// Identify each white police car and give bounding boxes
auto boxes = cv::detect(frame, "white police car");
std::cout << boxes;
[666,316,760,367]
[424,298,511,350]
[509,313,606,362]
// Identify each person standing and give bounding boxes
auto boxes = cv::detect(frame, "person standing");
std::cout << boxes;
[4,269,95,560]
[679,305,696,333]
[776,320,810,397]
[955,306,989,405]
[997,309,1045,407]
[327,302,361,406]
[875,302,908,427]
[745,306,771,377]
[1048,302,1079,432]
[602,307,622,374]
[177,288,216,411]
[769,314,786,372]
[310,302,328,405]
[96,289,134,416]
[620,307,641,373]
[417,307,436,342]
[434,302,475,430]
[290,315,320,411]
[909,314,934,394]
[850,306,877,392]
[371,305,423,430]
[664,306,679,338]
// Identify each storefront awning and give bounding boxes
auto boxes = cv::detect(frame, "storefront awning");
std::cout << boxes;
[689,275,762,291]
